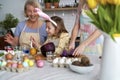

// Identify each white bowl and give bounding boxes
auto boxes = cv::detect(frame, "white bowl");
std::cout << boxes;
[69,64,94,74]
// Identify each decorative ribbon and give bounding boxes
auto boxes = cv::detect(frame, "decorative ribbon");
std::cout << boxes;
[35,8,57,26]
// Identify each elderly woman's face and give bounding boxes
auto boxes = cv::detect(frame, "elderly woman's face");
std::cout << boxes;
[25,4,39,22]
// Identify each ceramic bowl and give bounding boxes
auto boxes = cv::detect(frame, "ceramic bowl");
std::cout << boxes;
[40,42,55,57]
[69,64,94,74]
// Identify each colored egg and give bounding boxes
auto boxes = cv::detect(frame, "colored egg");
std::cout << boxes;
[28,60,34,67]
[37,60,44,68]
[12,63,17,68]
[24,59,29,63]
[17,63,23,68]
[23,61,29,67]
[0,61,2,66]
[1,61,7,66]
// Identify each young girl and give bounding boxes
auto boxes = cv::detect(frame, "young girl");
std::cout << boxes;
[33,16,70,55]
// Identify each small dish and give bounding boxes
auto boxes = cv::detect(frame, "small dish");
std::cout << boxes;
[69,64,94,74]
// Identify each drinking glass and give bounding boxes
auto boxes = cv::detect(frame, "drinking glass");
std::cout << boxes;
[21,45,30,54]
[46,51,53,63]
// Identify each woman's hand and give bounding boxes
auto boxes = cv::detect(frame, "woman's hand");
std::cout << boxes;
[72,42,86,56]
[4,33,15,45]
[69,41,75,50]
[30,36,40,49]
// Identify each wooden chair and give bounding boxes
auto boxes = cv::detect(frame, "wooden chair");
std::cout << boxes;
[0,36,10,50]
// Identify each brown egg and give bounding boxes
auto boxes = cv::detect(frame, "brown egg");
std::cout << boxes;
[6,61,12,67]
[23,55,29,61]
[35,54,42,61]
[72,61,81,66]
[30,48,37,56]
[17,62,23,68]
[5,53,13,60]
[81,56,90,66]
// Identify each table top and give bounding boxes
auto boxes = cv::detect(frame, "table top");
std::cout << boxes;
[0,53,101,80]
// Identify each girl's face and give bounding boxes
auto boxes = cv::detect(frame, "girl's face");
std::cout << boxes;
[25,5,39,22]
[46,22,56,36]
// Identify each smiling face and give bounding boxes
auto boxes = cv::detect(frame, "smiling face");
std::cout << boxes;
[46,22,57,36]
[24,0,41,22]
[25,4,39,22]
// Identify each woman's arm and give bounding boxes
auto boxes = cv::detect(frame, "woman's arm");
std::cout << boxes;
[70,0,88,43]
[69,2,81,50]
[73,29,102,56]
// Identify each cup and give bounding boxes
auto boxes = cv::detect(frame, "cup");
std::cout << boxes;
[21,45,30,54]
[46,51,53,63]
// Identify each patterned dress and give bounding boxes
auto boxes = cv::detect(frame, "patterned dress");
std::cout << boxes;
[80,9,104,55]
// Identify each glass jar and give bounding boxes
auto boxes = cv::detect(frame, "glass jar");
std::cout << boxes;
[46,51,53,63]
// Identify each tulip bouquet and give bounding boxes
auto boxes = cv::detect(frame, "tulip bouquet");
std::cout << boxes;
[86,0,120,40]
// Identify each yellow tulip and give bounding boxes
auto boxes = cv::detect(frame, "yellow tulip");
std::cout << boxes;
[107,0,120,5]
[107,0,114,4]
[118,0,120,5]
[99,0,107,5]
[115,0,120,5]
[113,0,119,5]
[87,0,98,9]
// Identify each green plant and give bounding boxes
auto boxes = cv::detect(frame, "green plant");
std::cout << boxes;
[86,0,120,40]
[52,0,60,2]
[44,0,52,3]
[0,13,19,30]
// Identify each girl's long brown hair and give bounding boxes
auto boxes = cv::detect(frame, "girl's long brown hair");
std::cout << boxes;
[46,16,68,37]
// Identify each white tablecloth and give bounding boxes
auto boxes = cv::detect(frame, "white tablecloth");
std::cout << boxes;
[0,54,101,80]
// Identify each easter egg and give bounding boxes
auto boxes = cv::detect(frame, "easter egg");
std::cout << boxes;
[30,48,37,56]
[36,60,44,68]
[28,60,34,67]
[17,62,23,68]
[24,59,30,63]
[22,61,29,67]
[35,54,42,61]
[5,53,13,60]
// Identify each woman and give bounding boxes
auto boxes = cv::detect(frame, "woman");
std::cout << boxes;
[4,0,47,48]
[69,0,103,56]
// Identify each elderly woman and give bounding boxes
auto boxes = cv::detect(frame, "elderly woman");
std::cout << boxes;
[4,0,47,49]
